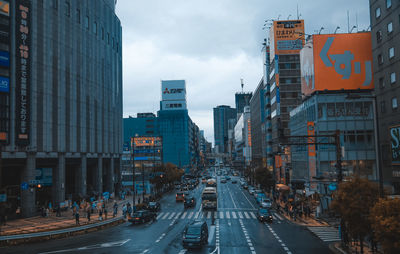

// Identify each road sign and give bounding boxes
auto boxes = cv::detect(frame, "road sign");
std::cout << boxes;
[328,183,337,191]
[0,194,6,202]
[21,182,28,190]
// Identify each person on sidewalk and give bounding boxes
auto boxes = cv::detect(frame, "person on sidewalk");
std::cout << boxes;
[99,209,103,221]
[75,211,80,225]
[122,204,127,219]
[56,204,61,217]
[104,208,108,220]
[87,207,91,222]
[113,201,118,217]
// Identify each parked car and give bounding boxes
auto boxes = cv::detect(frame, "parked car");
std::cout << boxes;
[182,220,208,249]
[184,196,196,208]
[231,179,237,184]
[243,184,248,190]
[257,208,273,223]
[220,178,227,183]
[254,189,263,197]
[147,201,161,212]
[249,188,255,195]
[129,210,156,224]
[256,194,267,203]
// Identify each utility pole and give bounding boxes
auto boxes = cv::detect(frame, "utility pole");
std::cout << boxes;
[131,136,136,206]
[335,130,342,183]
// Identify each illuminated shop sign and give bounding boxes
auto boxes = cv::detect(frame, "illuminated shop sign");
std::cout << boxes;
[0,1,9,17]
[0,51,9,67]
[391,125,400,165]
[0,76,9,92]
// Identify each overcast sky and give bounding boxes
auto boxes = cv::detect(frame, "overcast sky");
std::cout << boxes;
[116,0,370,144]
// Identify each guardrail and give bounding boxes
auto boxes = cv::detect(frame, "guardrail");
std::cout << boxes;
[0,216,125,244]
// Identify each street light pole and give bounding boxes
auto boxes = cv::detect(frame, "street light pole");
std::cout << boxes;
[131,136,136,206]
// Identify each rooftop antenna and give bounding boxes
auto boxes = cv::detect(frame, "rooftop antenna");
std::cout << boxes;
[350,25,357,33]
[277,14,281,20]
[318,27,324,34]
[241,79,244,93]
[347,10,350,33]
[355,12,358,32]
[334,26,340,34]
[287,14,291,20]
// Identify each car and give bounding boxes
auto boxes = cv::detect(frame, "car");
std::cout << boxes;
[175,183,181,190]
[182,220,208,249]
[260,199,272,209]
[226,176,231,181]
[256,194,267,203]
[243,184,248,189]
[231,179,237,184]
[249,188,255,195]
[129,210,156,224]
[147,201,161,212]
[220,178,227,183]
[257,208,273,223]
[254,189,263,197]
[176,192,185,202]
[184,196,196,208]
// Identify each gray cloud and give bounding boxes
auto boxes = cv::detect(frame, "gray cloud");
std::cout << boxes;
[117,0,370,144]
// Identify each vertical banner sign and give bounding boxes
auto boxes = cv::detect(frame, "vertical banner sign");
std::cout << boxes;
[390,125,400,165]
[307,122,317,190]
[15,0,31,146]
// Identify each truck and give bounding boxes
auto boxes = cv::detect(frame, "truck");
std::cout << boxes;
[202,187,217,210]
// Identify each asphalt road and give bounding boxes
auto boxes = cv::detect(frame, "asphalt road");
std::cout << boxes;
[1,172,334,254]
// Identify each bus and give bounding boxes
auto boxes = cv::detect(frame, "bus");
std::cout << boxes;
[202,187,217,210]
[206,178,217,188]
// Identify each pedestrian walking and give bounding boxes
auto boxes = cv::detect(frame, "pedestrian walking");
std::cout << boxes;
[113,201,118,217]
[87,207,91,222]
[56,204,61,217]
[45,207,49,217]
[122,204,127,219]
[99,209,103,221]
[104,208,108,220]
[75,211,80,225]
[127,203,132,216]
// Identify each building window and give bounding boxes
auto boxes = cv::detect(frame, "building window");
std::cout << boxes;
[65,2,70,16]
[53,0,58,9]
[392,97,398,109]
[376,30,382,42]
[101,27,104,40]
[391,72,396,84]
[389,47,395,59]
[387,0,392,9]
[381,101,386,113]
[388,22,393,33]
[93,21,97,34]
[85,16,89,29]
[76,9,80,23]
[379,77,385,88]
[376,7,381,18]
[378,54,383,65]
[107,32,110,44]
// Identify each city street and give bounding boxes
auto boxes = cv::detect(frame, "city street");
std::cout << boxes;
[1,175,334,254]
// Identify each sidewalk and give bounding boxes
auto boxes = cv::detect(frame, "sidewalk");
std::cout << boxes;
[275,201,329,227]
[331,241,381,254]
[0,198,128,237]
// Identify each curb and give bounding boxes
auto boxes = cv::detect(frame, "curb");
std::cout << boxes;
[329,243,348,254]
[0,217,126,247]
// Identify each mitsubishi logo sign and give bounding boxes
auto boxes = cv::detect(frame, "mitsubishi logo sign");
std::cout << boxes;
[163,88,184,94]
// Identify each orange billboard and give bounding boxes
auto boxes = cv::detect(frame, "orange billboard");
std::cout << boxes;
[301,32,374,96]
[270,20,305,59]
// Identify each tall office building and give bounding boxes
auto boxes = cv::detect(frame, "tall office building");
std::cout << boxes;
[0,0,123,217]
[250,79,266,168]
[235,92,252,118]
[370,0,400,193]
[213,105,236,153]
[267,20,305,180]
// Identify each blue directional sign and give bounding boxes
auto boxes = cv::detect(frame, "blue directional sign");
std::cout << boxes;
[21,182,29,190]
[328,183,337,191]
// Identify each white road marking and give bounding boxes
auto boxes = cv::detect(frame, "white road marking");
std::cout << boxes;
[38,239,131,254]
[250,212,257,219]
[156,212,164,220]
[225,211,230,219]
[174,212,181,220]
[228,188,238,208]
[188,212,194,219]
[232,211,237,219]
[161,212,169,220]
[244,212,250,219]
[238,211,244,219]
[181,212,187,219]
[219,211,224,219]
[168,212,176,220]
[207,212,211,219]
[240,190,256,209]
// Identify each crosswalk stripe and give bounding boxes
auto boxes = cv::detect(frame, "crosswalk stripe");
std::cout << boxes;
[174,212,181,220]
[274,213,283,220]
[207,212,211,219]
[214,212,218,218]
[244,212,250,219]
[168,212,176,220]
[181,212,187,219]
[157,212,164,220]
[161,212,169,220]
[199,212,203,219]
[232,211,237,219]
[188,212,194,219]
[194,211,200,219]
[308,227,340,242]
[250,212,257,219]
[226,211,230,219]
[219,211,224,219]
[238,211,244,219]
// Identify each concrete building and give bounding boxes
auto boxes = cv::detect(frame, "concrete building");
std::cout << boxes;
[234,106,252,167]
[370,0,400,193]
[213,105,236,154]
[235,92,252,119]
[250,79,266,168]
[0,0,122,217]
[290,91,377,209]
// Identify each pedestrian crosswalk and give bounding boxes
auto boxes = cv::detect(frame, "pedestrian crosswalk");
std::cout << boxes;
[307,226,341,242]
[154,210,285,222]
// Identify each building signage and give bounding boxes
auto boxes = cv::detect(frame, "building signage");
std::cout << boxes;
[35,168,53,186]
[132,136,162,147]
[270,20,305,61]
[301,33,374,96]
[307,121,317,190]
[15,0,31,146]
[0,76,9,92]
[0,51,9,67]
[390,125,400,165]
[161,80,186,102]
[0,1,9,16]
